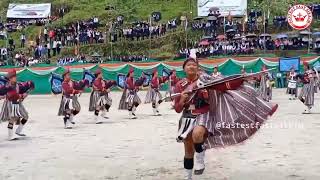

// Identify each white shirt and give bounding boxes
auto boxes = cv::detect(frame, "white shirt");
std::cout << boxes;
[1,48,7,55]
[52,41,57,48]
[212,72,221,78]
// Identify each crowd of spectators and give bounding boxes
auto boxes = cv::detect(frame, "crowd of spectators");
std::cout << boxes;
[111,19,178,42]
[106,55,148,62]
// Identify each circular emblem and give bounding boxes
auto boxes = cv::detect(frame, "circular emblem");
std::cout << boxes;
[287,4,313,30]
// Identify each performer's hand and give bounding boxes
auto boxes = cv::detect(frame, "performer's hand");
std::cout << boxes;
[106,89,111,93]
[180,91,189,102]
[200,89,208,99]
[20,93,27,99]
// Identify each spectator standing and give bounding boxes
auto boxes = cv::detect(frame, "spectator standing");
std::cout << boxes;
[56,40,62,55]
[49,30,55,43]
[44,27,48,42]
[8,37,15,50]
[20,33,26,48]
[47,42,51,58]
[52,40,57,56]
[1,48,7,61]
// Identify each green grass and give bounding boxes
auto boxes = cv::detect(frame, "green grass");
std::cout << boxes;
[1,0,196,25]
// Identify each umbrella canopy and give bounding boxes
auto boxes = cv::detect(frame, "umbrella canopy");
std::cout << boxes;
[193,17,204,21]
[246,33,257,38]
[217,34,226,40]
[201,36,214,41]
[91,52,102,57]
[226,29,236,33]
[289,34,299,38]
[300,30,312,35]
[209,7,219,12]
[313,32,320,36]
[207,16,217,21]
[301,37,311,42]
[276,34,288,39]
[199,40,210,46]
[233,36,242,40]
[260,33,271,37]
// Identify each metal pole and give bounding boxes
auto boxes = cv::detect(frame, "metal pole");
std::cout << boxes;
[185,18,188,52]
[264,8,266,53]
[308,28,311,54]
[110,23,113,61]
[223,16,226,35]
[149,16,152,59]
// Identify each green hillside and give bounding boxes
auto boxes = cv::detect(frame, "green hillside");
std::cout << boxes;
[0,0,318,59]
[0,0,196,25]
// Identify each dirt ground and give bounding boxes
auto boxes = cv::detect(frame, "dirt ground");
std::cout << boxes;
[0,89,319,180]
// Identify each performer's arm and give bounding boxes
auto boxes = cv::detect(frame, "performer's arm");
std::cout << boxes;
[160,76,169,84]
[174,83,188,113]
[92,79,100,91]
[198,89,208,99]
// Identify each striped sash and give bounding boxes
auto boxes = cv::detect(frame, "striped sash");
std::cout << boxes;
[177,117,196,142]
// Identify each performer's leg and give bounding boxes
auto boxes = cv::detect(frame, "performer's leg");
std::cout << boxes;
[192,126,207,175]
[94,109,103,124]
[132,102,139,117]
[63,113,72,129]
[100,104,110,119]
[7,121,15,140]
[104,104,111,112]
[152,102,159,116]
[183,134,194,180]
[70,110,79,124]
[128,106,135,119]
[15,118,27,136]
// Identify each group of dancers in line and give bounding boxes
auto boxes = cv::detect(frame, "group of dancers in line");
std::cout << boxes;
[0,58,316,179]
[0,67,180,140]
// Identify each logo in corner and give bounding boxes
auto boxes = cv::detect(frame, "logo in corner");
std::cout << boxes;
[287,4,313,30]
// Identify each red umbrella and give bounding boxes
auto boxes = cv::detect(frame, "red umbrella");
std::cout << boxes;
[217,35,226,40]
[199,40,210,46]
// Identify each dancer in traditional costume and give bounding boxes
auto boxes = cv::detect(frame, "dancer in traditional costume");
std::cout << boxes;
[211,66,221,78]
[145,69,169,116]
[0,77,9,123]
[0,69,35,140]
[89,69,116,123]
[173,58,278,180]
[258,65,272,101]
[312,70,319,93]
[165,69,179,104]
[58,70,88,129]
[119,68,145,119]
[287,67,298,100]
[298,62,315,114]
